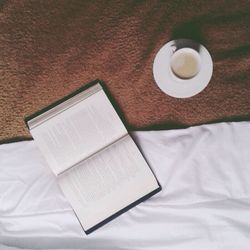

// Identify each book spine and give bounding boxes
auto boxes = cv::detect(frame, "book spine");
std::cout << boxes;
[57,133,129,176]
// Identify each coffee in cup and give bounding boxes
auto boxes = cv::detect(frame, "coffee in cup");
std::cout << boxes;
[170,48,201,80]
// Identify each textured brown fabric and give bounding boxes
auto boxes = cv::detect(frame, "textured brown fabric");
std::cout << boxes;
[1,0,250,142]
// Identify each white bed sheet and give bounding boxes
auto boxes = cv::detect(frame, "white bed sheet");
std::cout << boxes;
[1,122,250,250]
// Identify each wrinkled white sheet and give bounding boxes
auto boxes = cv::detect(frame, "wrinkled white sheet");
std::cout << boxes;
[1,122,250,250]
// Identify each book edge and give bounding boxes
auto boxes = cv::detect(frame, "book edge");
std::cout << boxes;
[24,79,101,129]
[84,185,162,234]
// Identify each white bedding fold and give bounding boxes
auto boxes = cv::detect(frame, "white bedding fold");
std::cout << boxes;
[1,122,250,249]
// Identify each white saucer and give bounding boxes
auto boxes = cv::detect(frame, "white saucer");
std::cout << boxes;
[153,40,213,98]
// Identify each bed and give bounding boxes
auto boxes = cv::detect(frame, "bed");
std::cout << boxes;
[1,1,250,249]
[1,122,250,250]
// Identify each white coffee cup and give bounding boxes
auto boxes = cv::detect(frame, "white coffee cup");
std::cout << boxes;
[153,39,213,98]
[170,48,201,80]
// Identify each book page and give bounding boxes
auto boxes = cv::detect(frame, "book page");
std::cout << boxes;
[30,89,127,175]
[58,135,160,231]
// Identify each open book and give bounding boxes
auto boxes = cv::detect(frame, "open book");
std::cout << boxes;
[25,80,161,234]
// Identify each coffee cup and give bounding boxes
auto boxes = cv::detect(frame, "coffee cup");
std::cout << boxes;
[153,38,213,98]
[170,47,201,80]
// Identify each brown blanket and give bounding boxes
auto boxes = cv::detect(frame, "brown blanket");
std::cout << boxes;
[1,0,250,143]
